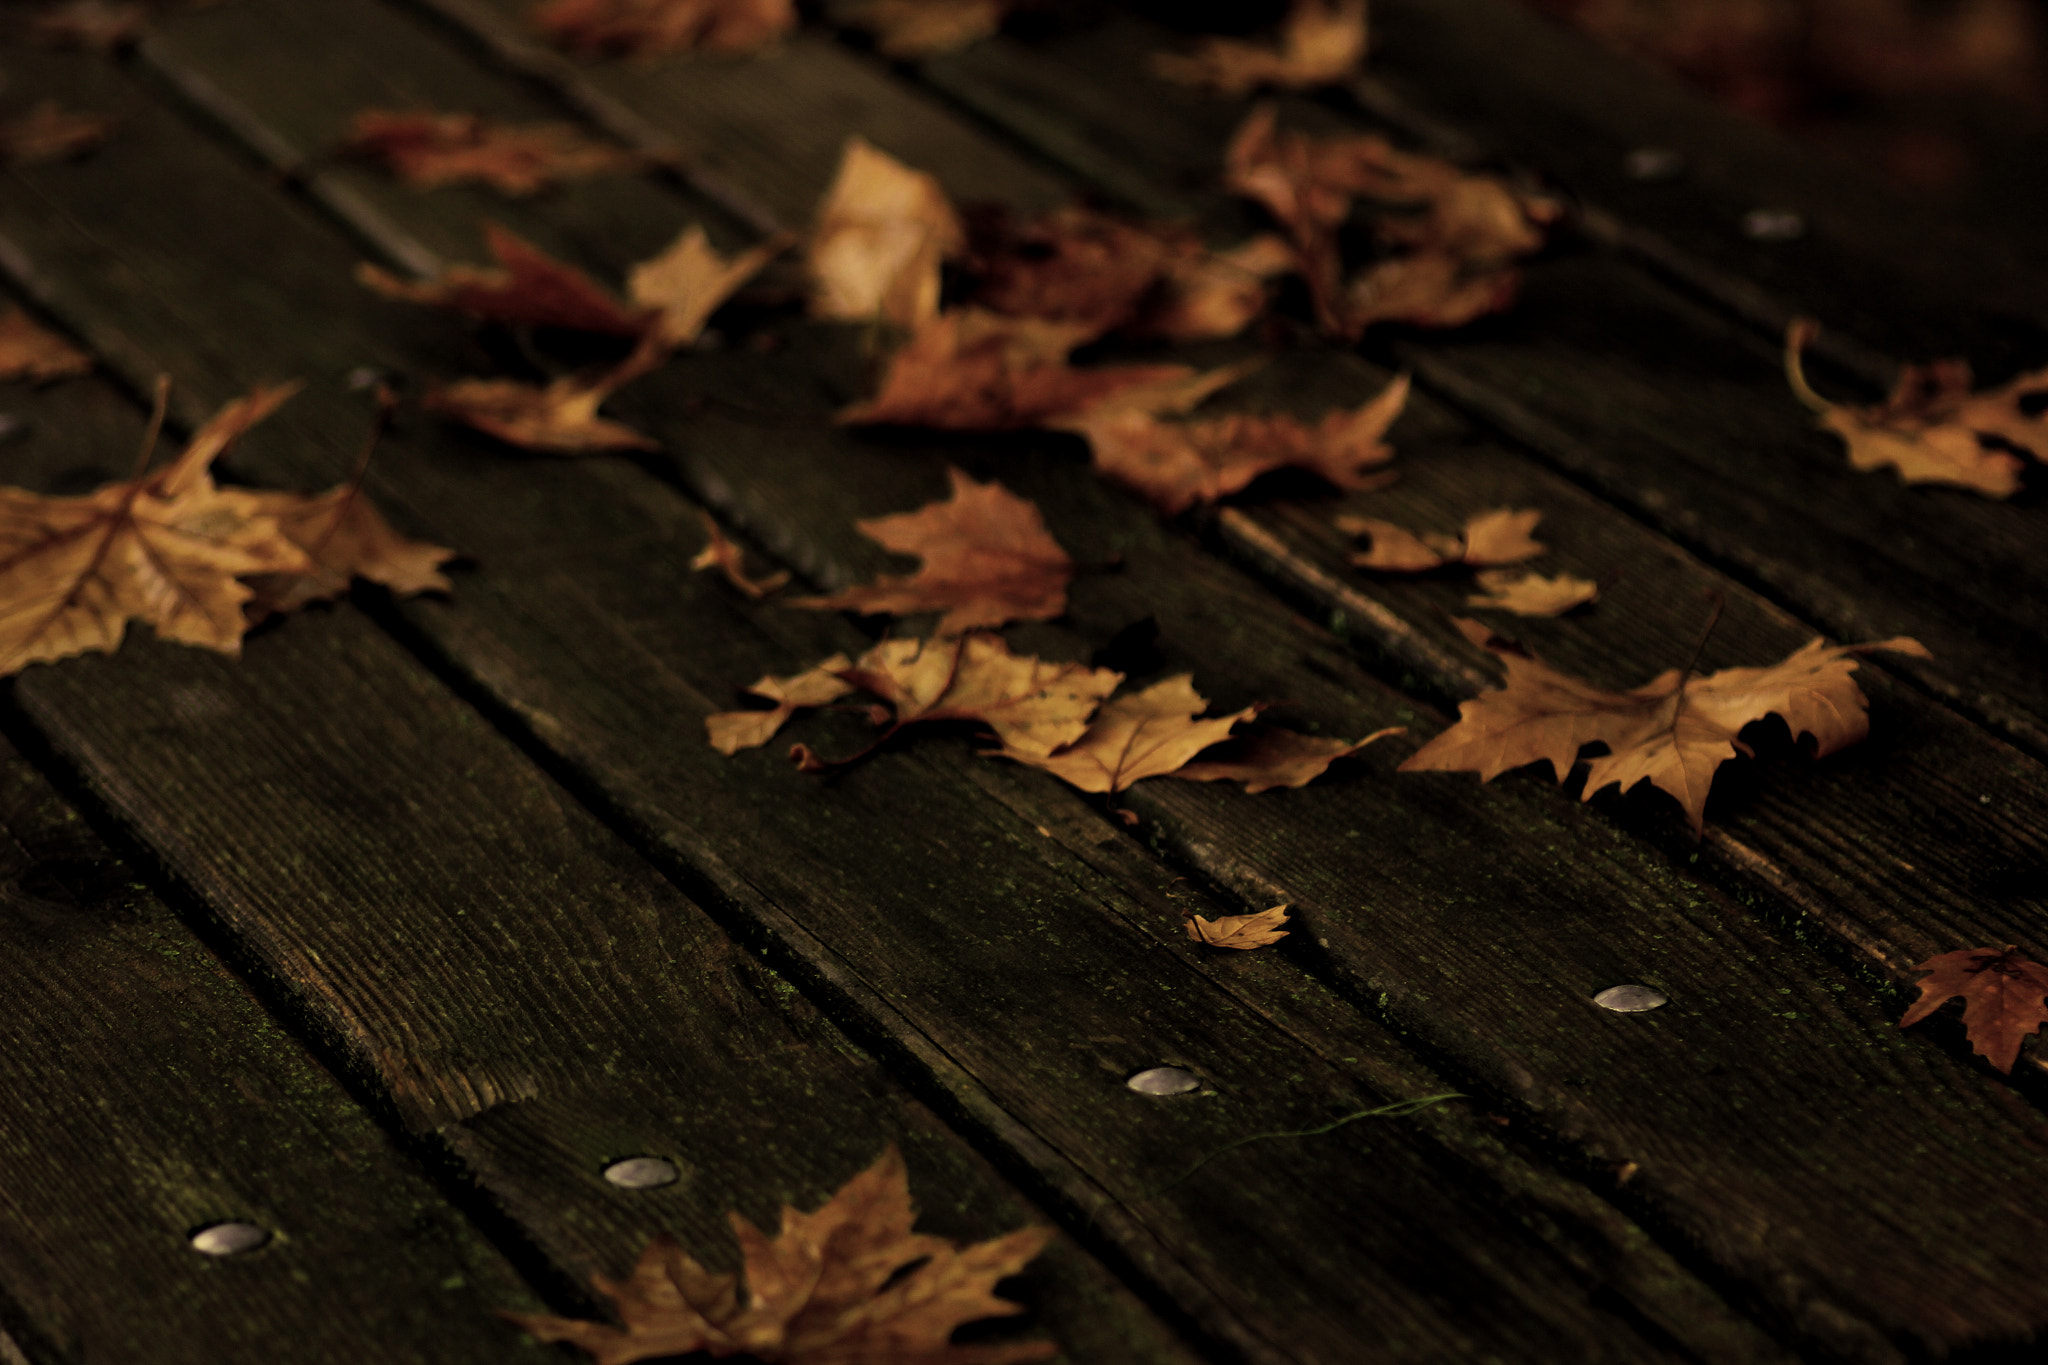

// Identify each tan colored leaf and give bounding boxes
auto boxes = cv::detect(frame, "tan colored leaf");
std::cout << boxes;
[791,467,1072,633]
[706,654,854,754]
[628,226,793,347]
[358,222,652,336]
[1344,253,1523,331]
[1466,569,1599,616]
[27,1,145,51]
[999,674,1256,793]
[837,309,1209,431]
[339,109,640,196]
[0,101,115,165]
[241,486,456,617]
[0,384,311,676]
[809,138,965,329]
[840,632,1121,755]
[533,0,795,56]
[1400,618,1929,834]
[1341,506,1542,571]
[690,511,790,599]
[1185,904,1291,949]
[1154,0,1367,94]
[426,373,658,453]
[506,1145,1055,1365]
[1900,945,2048,1074]
[1174,723,1403,792]
[0,308,92,384]
[1143,232,1295,341]
[1785,318,2036,496]
[842,0,1011,56]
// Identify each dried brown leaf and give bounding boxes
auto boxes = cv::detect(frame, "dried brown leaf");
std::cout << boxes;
[1341,506,1542,571]
[1466,569,1599,616]
[841,633,1121,755]
[1900,945,2048,1074]
[0,101,115,164]
[1174,723,1403,792]
[357,222,652,336]
[533,0,795,56]
[810,138,964,329]
[628,226,792,347]
[843,0,1011,56]
[240,486,455,618]
[1154,0,1367,94]
[690,511,790,599]
[1185,904,1291,949]
[707,654,855,754]
[0,308,91,384]
[340,110,640,196]
[999,674,1256,793]
[425,335,666,453]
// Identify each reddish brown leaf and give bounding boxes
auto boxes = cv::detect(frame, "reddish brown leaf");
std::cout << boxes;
[340,109,641,196]
[842,0,1013,56]
[998,674,1256,793]
[0,308,92,384]
[0,101,115,165]
[809,138,964,330]
[690,511,790,600]
[1185,904,1291,949]
[1901,945,2048,1074]
[358,222,652,336]
[533,0,795,56]
[1154,0,1367,94]
[790,468,1073,633]
[506,1145,1055,1365]
[1174,723,1403,792]
[1341,506,1543,571]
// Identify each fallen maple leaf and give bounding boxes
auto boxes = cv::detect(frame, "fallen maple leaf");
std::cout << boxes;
[997,674,1256,794]
[1185,903,1291,949]
[809,138,965,329]
[1174,723,1403,792]
[707,654,854,754]
[628,226,793,347]
[0,101,115,165]
[1341,507,1543,571]
[0,381,312,675]
[506,1145,1055,1365]
[340,109,641,196]
[1785,318,2041,496]
[27,0,145,51]
[533,0,795,56]
[691,511,790,599]
[836,309,1214,430]
[842,0,1012,56]
[1401,618,1930,833]
[1466,569,1599,617]
[1154,0,1368,95]
[790,467,1073,632]
[1344,253,1523,331]
[1067,373,1408,515]
[1900,945,2048,1074]
[241,486,455,617]
[0,308,92,384]
[426,333,667,453]
[358,222,651,336]
[1145,233,1296,342]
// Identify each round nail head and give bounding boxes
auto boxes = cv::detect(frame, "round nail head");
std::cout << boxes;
[603,1156,680,1189]
[1624,146,1683,181]
[1594,984,1669,1013]
[189,1221,270,1256]
[1741,208,1805,241]
[1126,1066,1202,1096]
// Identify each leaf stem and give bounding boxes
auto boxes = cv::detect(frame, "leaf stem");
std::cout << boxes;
[1783,317,1832,414]
[1675,590,1724,698]
[310,385,397,560]
[128,375,171,483]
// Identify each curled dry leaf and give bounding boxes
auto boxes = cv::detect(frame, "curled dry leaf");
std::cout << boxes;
[27,1,145,51]
[1401,617,1930,834]
[706,654,854,755]
[241,486,455,619]
[1900,945,2048,1074]
[1466,569,1599,617]
[1785,318,2043,496]
[1154,0,1368,95]
[690,511,791,600]
[0,308,92,384]
[1068,373,1408,514]
[1185,904,1291,949]
[0,101,115,165]
[842,0,1012,56]
[533,0,795,57]
[0,382,311,676]
[426,334,667,453]
[1174,723,1404,792]
[997,674,1256,794]
[1341,506,1543,571]
[339,109,641,196]
[359,222,651,336]
[506,1145,1055,1365]
[809,137,964,329]
[790,467,1073,633]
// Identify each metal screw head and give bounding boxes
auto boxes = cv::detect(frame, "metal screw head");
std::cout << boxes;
[1126,1066,1202,1096]
[1740,208,1805,241]
[1623,146,1684,181]
[189,1221,270,1256]
[603,1156,680,1189]
[1593,984,1669,1013]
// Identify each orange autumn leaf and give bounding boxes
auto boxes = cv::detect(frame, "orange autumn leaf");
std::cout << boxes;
[1900,945,2048,1074]
[1344,253,1523,331]
[836,309,1213,431]
[998,674,1256,794]
[790,468,1073,633]
[1070,373,1408,514]
[241,485,455,618]
[0,101,115,165]
[1174,723,1404,792]
[1145,233,1296,342]
[359,222,650,336]
[1401,618,1930,834]
[1185,903,1291,949]
[690,511,790,599]
[505,1145,1055,1365]
[426,334,667,453]
[533,0,795,57]
[1154,0,1368,95]
[843,0,1013,56]
[1341,506,1543,571]
[1785,318,2041,496]
[809,138,965,330]
[0,382,311,676]
[706,654,855,755]
[0,308,92,384]
[1466,569,1600,617]
[340,109,641,196]
[628,226,793,348]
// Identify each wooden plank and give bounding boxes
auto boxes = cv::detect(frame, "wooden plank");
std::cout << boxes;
[90,4,2048,1358]
[0,29,1769,1365]
[0,400,536,1358]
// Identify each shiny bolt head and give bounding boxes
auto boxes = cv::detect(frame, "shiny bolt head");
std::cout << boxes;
[1593,984,1669,1013]
[1741,208,1805,241]
[189,1221,270,1256]
[1126,1065,1202,1096]
[603,1156,681,1189]
[1623,146,1684,181]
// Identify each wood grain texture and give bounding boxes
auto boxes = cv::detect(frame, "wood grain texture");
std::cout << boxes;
[0,23,1769,1365]
[87,5,2048,1356]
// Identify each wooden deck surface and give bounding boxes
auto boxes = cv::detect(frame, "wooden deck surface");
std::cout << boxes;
[1,1,2045,1361]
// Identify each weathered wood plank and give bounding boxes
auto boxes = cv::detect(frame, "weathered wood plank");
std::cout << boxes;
[95,4,2048,1358]
[0,27,1769,1365]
